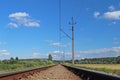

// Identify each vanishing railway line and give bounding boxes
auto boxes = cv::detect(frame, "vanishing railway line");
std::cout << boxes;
[0,64,120,80]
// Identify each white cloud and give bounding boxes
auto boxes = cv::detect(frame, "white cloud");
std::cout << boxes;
[108,5,115,11]
[77,47,120,59]
[9,12,29,18]
[25,21,40,27]
[51,42,61,47]
[113,37,120,45]
[103,11,120,20]
[94,12,100,18]
[46,40,67,47]
[1,52,10,56]
[29,53,48,58]
[8,12,40,28]
[0,50,10,56]
[52,42,67,47]
[53,50,64,54]
[51,50,64,60]
[8,22,18,28]
[53,50,59,54]
[94,5,120,20]
[79,47,120,58]
[79,47,120,54]
[51,47,120,60]
[30,53,40,58]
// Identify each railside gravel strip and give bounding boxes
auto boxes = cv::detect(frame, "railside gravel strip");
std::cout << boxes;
[63,65,120,80]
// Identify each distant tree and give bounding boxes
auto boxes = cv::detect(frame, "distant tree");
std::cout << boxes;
[78,57,120,64]
[10,57,14,64]
[15,57,19,61]
[48,54,52,61]
[75,59,79,64]
[10,57,14,61]
[10,57,18,64]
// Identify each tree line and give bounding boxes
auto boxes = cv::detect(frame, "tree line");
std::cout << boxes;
[75,56,120,64]
[0,54,53,64]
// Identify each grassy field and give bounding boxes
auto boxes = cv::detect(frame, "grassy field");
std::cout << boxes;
[0,60,55,74]
[75,64,120,70]
[66,64,120,76]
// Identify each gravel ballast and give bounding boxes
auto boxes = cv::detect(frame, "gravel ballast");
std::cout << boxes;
[21,64,81,80]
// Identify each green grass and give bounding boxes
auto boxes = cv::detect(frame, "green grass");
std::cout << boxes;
[0,60,55,74]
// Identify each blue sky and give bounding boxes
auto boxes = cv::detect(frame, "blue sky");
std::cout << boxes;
[0,0,120,60]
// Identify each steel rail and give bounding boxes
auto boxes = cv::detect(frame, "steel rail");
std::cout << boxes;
[0,65,55,80]
[63,65,120,80]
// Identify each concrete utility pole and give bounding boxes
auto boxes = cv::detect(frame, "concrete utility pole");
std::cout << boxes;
[59,0,76,64]
[69,17,76,64]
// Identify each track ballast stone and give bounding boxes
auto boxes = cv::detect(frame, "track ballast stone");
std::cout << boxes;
[21,65,81,80]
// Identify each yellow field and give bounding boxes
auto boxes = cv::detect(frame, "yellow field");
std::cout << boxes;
[75,64,120,70]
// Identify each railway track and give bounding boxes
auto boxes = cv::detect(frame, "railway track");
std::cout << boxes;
[0,65,55,80]
[63,65,120,80]
[0,64,120,80]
